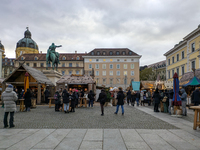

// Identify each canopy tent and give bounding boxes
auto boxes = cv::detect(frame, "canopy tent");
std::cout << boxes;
[182,76,200,87]
[131,81,140,91]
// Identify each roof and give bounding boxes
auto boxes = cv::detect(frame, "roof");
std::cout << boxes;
[3,64,54,86]
[16,53,86,61]
[148,60,166,68]
[182,76,200,87]
[57,74,95,85]
[86,48,140,56]
[180,69,200,84]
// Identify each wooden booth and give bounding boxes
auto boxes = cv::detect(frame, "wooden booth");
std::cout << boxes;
[2,64,54,104]
[56,74,96,92]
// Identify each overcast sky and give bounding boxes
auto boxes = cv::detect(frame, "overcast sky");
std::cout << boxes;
[1,0,200,66]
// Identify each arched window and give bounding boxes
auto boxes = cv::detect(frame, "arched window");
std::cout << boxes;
[97,51,100,55]
[109,51,113,55]
[21,56,24,60]
[129,51,132,55]
[34,56,38,60]
[62,56,66,60]
[122,51,126,55]
[76,56,80,60]
[116,51,120,55]
[103,51,106,55]
[91,52,94,55]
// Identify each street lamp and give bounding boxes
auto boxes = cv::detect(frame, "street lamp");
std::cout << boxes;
[125,75,127,90]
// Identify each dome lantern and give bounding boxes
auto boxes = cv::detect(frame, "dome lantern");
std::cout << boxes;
[24,27,31,38]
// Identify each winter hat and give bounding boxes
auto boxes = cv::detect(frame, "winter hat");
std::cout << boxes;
[8,84,13,88]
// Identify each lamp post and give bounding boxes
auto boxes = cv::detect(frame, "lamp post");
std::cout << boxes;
[125,75,127,90]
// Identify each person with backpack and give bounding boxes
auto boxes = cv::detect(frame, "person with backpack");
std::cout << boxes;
[98,89,107,116]
[62,88,70,113]
[115,87,125,115]
[88,90,95,107]
[54,90,61,112]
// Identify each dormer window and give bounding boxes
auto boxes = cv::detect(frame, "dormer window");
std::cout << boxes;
[97,51,100,55]
[21,57,24,60]
[34,56,38,60]
[91,52,94,55]
[62,56,66,60]
[129,51,132,55]
[122,51,126,55]
[116,51,120,55]
[76,56,80,60]
[103,51,106,55]
[109,51,113,55]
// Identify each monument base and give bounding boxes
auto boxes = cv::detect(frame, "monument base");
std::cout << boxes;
[42,70,62,86]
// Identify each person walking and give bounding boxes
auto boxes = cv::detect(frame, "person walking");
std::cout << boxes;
[62,89,70,113]
[180,88,187,116]
[136,91,140,106]
[88,90,95,107]
[152,88,161,112]
[1,84,18,128]
[98,89,107,116]
[140,90,144,106]
[127,89,131,105]
[44,88,50,104]
[70,89,76,112]
[192,87,200,106]
[54,91,61,112]
[131,90,136,106]
[24,89,32,112]
[115,88,125,115]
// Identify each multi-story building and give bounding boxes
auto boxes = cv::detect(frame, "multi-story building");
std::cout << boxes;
[2,58,15,78]
[15,52,85,75]
[148,60,166,80]
[0,40,6,59]
[164,24,200,81]
[83,48,141,89]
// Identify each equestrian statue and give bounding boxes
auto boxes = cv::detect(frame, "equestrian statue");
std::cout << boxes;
[46,43,62,70]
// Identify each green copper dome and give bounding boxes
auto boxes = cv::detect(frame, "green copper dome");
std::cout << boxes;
[0,40,4,50]
[16,27,39,50]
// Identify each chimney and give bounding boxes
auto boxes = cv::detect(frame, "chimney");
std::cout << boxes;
[75,51,77,54]
[40,51,42,54]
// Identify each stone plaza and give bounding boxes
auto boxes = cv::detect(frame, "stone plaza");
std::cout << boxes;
[0,104,200,150]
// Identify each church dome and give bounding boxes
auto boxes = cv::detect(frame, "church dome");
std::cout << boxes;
[0,40,4,50]
[16,27,39,50]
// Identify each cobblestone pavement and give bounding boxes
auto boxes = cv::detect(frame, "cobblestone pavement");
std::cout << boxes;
[0,104,178,129]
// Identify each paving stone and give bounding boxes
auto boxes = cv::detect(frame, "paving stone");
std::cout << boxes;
[83,129,102,141]
[79,141,102,149]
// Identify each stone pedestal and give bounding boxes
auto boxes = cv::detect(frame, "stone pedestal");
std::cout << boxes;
[42,70,62,86]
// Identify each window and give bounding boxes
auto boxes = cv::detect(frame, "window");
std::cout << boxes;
[103,51,106,55]
[117,59,120,61]
[62,57,66,60]
[103,71,106,76]
[96,71,99,76]
[122,51,126,55]
[131,59,134,61]
[102,64,106,69]
[33,63,37,67]
[76,56,80,60]
[131,71,134,76]
[191,43,195,52]
[21,57,24,60]
[182,66,184,75]
[103,79,106,84]
[116,78,120,84]
[110,79,113,85]
[34,57,38,60]
[168,59,170,65]
[96,59,99,62]
[62,71,65,75]
[192,61,195,69]
[172,69,174,77]
[131,64,134,69]
[177,68,179,76]
[96,78,99,85]
[109,51,113,55]
[89,64,92,69]
[69,71,72,75]
[172,57,174,63]
[117,64,120,69]
[129,51,132,55]
[96,64,99,69]
[97,51,100,55]
[177,54,179,61]
[26,63,29,66]
[110,71,113,76]
[116,51,120,55]
[69,63,72,67]
[124,71,127,75]
[40,63,44,67]
[182,51,184,59]
[124,64,127,69]
[91,52,94,55]
[117,71,120,76]
[76,63,79,67]
[76,71,79,75]
[110,64,113,69]
[62,63,65,67]
[168,71,170,79]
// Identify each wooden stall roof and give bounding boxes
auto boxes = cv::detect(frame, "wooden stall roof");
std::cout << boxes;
[0,78,5,84]
[57,74,95,85]
[3,64,54,86]
[180,69,200,85]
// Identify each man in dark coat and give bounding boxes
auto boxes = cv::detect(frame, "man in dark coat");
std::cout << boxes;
[135,91,140,106]
[127,89,131,105]
[115,88,125,115]
[88,90,95,107]
[54,91,61,112]
[70,89,76,112]
[44,89,50,104]
[98,89,107,116]
[62,89,70,113]
[192,87,200,106]
[24,89,32,112]
[152,88,161,112]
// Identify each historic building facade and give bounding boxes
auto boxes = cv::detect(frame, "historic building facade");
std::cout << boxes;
[15,52,85,76]
[83,48,141,89]
[15,27,39,58]
[164,24,200,81]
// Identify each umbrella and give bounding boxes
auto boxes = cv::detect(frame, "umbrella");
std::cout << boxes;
[172,73,181,106]
[182,76,200,87]
[24,72,29,93]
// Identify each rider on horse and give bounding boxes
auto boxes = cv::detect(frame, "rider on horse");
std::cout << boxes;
[47,43,62,64]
